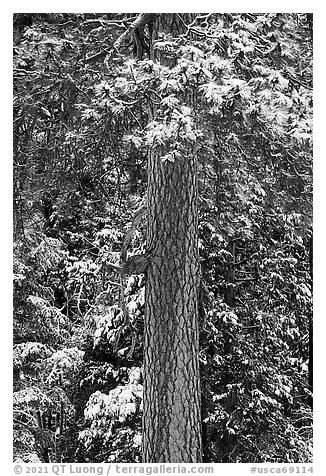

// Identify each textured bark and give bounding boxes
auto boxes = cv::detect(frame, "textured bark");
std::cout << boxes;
[143,151,202,462]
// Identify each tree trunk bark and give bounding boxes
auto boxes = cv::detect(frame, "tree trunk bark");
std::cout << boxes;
[143,150,202,462]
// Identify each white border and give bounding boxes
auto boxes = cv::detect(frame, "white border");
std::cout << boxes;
[3,3,324,474]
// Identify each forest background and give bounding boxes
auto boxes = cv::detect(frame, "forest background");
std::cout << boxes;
[2,1,326,472]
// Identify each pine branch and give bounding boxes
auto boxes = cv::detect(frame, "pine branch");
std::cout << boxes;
[85,13,156,64]
[106,253,149,276]
[121,202,146,262]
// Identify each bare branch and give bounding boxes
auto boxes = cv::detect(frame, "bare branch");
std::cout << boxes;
[85,13,156,64]
[121,202,147,261]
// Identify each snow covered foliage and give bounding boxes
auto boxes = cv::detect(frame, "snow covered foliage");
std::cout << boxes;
[13,13,312,463]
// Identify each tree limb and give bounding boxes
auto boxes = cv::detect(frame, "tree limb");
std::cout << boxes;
[85,13,156,64]
[121,202,146,262]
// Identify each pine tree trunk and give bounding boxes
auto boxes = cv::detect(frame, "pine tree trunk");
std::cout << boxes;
[143,150,202,462]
